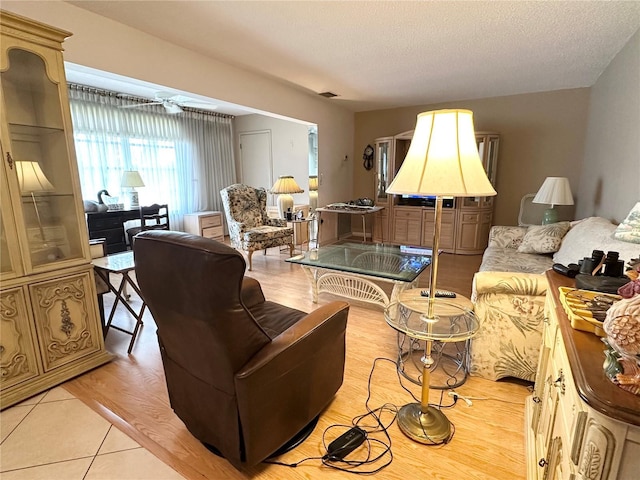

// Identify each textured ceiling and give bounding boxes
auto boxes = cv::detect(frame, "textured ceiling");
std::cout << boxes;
[67,0,640,113]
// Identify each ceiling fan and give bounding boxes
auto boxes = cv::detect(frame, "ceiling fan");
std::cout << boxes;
[119,91,217,114]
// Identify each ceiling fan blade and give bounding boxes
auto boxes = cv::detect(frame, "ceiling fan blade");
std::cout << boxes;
[120,101,163,109]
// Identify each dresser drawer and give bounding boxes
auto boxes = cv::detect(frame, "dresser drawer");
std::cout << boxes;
[202,226,223,239]
[201,215,222,228]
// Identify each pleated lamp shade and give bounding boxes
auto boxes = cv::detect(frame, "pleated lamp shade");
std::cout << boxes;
[386,109,496,197]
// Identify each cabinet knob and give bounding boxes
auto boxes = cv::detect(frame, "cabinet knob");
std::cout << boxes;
[538,458,548,467]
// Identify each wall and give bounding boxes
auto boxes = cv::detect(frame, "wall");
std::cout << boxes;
[2,1,354,213]
[578,28,640,223]
[234,114,311,205]
[354,89,590,226]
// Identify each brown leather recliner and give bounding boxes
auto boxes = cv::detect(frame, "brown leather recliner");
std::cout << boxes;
[133,230,349,469]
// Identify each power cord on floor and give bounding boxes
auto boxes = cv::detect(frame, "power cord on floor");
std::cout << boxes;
[264,356,463,472]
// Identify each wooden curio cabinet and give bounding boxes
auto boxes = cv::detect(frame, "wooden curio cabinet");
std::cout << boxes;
[376,128,499,253]
[0,10,111,409]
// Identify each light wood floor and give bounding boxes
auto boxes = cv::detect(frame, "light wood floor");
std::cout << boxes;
[64,243,531,479]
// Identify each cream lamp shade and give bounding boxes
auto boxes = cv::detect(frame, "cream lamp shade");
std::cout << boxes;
[386,109,497,197]
[308,175,318,211]
[121,170,145,208]
[15,160,54,193]
[532,176,574,224]
[270,175,304,219]
[15,160,54,247]
[385,109,496,446]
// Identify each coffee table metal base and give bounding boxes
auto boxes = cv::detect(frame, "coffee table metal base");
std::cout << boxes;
[397,403,452,445]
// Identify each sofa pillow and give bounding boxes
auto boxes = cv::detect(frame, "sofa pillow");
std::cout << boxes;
[517,222,570,254]
[613,202,640,244]
[553,217,640,266]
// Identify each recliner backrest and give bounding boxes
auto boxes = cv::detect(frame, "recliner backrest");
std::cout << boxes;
[134,230,271,392]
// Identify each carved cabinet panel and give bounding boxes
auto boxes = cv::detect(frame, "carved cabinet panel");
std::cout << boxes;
[30,272,101,372]
[0,288,41,390]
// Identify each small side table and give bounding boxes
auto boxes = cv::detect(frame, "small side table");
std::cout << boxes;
[384,298,479,444]
[396,289,474,389]
[288,218,310,253]
[92,251,146,354]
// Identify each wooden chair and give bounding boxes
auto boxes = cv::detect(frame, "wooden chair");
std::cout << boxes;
[126,204,170,247]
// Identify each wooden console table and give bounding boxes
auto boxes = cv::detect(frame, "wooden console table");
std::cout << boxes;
[525,271,639,480]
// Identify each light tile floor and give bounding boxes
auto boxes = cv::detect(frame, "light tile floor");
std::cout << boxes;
[0,386,185,480]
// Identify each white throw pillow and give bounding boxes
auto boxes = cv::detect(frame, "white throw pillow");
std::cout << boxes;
[517,222,571,254]
[553,217,640,266]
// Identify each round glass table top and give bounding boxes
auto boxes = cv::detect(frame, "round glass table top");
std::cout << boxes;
[384,300,479,342]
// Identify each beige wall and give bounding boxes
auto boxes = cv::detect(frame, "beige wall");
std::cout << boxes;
[354,89,590,226]
[234,115,311,205]
[578,29,640,223]
[2,1,354,209]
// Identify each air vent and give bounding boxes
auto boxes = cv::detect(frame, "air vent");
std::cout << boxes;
[318,91,338,98]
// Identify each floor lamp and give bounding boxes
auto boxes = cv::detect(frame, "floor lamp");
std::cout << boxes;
[386,109,497,444]
[15,160,54,247]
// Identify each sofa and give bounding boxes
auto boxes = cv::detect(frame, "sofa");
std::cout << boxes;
[470,216,639,382]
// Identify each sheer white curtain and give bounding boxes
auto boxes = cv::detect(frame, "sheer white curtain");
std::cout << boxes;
[68,85,235,230]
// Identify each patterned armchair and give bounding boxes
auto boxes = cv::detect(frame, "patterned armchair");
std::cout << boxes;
[470,271,547,382]
[220,184,294,270]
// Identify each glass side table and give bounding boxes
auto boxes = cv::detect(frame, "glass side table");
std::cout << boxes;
[395,289,475,389]
[384,299,479,444]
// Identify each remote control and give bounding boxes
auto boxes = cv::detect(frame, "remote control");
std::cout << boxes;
[420,290,456,298]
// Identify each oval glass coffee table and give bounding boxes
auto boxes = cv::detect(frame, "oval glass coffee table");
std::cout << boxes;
[384,299,479,444]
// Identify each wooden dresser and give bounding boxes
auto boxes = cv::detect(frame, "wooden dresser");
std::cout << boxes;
[183,211,224,242]
[525,271,640,480]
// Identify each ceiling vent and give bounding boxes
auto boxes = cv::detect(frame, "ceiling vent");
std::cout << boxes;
[318,91,338,98]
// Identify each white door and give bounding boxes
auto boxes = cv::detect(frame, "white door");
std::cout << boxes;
[239,130,273,204]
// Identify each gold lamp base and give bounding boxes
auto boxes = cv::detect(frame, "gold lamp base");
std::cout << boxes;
[397,403,452,445]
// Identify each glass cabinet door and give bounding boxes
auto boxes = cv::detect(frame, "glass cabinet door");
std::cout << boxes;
[1,47,84,271]
[375,137,393,204]
[0,146,22,279]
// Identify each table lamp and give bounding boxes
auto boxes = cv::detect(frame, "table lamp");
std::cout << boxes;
[532,177,574,224]
[386,109,496,444]
[308,175,318,212]
[15,160,54,247]
[121,170,145,208]
[270,175,304,219]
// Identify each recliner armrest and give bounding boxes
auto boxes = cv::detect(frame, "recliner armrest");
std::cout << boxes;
[241,277,265,308]
[236,301,349,377]
[234,300,349,465]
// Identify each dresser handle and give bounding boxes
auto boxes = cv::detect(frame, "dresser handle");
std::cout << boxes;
[6,152,13,169]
